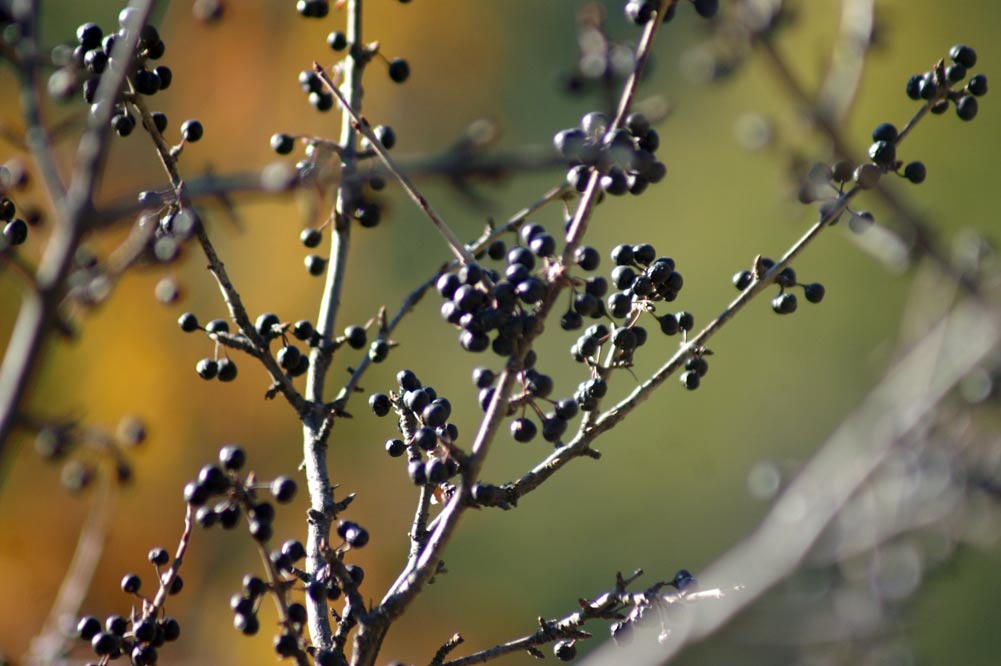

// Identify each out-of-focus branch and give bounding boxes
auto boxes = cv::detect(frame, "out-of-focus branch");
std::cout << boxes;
[817,0,876,123]
[580,297,1001,666]
[27,475,114,666]
[11,0,66,202]
[0,0,154,477]
[93,144,562,227]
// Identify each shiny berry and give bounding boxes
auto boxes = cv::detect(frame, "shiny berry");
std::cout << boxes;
[180,119,203,142]
[271,133,295,154]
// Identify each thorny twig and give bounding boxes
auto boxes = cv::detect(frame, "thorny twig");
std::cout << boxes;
[436,571,741,666]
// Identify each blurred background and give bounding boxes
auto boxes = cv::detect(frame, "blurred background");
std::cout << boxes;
[1,1,999,664]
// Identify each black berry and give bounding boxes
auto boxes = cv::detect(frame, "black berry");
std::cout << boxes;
[180,119,204,142]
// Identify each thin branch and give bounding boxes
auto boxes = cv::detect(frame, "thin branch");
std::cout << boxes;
[148,505,193,612]
[406,484,433,565]
[251,541,311,666]
[302,0,366,651]
[312,62,476,265]
[127,91,309,416]
[438,577,741,666]
[11,0,67,203]
[93,144,563,227]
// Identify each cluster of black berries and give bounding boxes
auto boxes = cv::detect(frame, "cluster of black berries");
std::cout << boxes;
[733,258,825,316]
[605,243,684,318]
[585,242,689,341]
[555,111,666,196]
[371,370,464,485]
[437,243,547,356]
[76,547,183,665]
[841,44,988,193]
[184,444,297,540]
[230,571,312,661]
[565,242,695,394]
[177,313,240,381]
[77,612,180,664]
[232,567,310,659]
[232,570,305,659]
[906,45,987,121]
[475,360,581,445]
[48,13,206,145]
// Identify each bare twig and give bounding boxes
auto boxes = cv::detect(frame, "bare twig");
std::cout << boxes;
[312,62,476,265]
[127,91,309,416]
[149,504,193,612]
[438,575,742,666]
